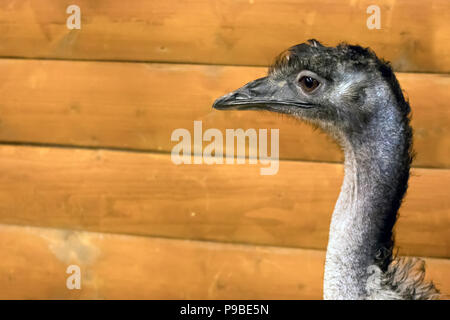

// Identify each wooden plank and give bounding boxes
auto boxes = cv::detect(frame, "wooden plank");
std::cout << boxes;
[0,1,449,72]
[0,59,449,168]
[0,224,448,299]
[0,145,448,259]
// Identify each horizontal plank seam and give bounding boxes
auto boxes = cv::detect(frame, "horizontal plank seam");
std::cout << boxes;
[0,140,447,170]
[0,221,448,261]
[0,55,273,69]
[0,56,449,76]
[0,221,328,253]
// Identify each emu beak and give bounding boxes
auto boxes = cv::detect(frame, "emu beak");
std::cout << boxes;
[213,76,313,112]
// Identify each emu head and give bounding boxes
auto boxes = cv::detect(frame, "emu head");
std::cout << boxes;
[213,39,409,141]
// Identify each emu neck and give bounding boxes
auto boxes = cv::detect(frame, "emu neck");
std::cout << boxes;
[323,106,411,300]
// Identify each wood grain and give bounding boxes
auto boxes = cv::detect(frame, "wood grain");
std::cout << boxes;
[0,59,448,168]
[0,0,449,72]
[0,145,448,258]
[0,224,448,299]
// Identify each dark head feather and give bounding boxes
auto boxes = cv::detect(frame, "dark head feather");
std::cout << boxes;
[268,40,410,116]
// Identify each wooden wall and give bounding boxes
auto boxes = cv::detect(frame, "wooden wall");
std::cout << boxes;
[0,0,448,299]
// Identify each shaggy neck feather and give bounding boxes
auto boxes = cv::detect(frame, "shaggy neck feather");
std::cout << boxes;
[323,100,411,300]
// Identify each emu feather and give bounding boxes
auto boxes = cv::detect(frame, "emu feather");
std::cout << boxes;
[212,40,440,300]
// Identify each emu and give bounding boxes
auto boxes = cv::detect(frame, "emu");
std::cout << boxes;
[212,40,440,300]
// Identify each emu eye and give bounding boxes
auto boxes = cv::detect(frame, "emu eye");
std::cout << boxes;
[298,76,320,93]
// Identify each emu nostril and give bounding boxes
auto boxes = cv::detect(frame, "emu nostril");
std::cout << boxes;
[233,92,251,100]
[212,90,252,109]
